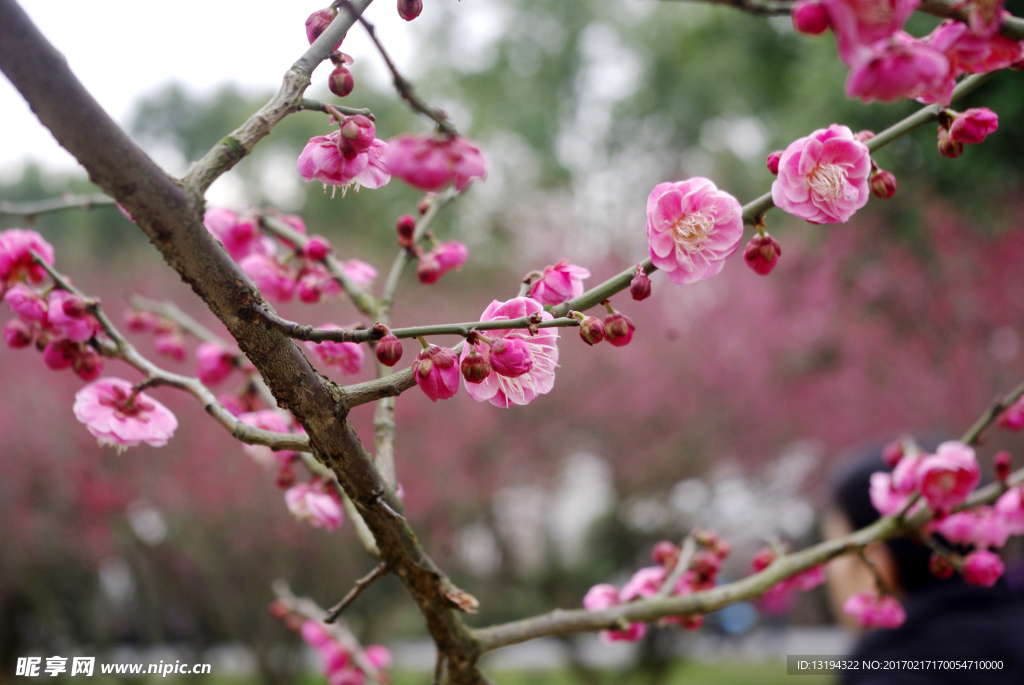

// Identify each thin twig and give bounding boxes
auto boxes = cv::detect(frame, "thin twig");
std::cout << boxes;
[297,98,375,120]
[130,296,227,346]
[0,193,116,218]
[655,536,697,599]
[325,562,390,622]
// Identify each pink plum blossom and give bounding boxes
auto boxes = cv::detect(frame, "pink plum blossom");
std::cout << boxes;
[582,584,647,643]
[930,506,1010,549]
[869,471,913,516]
[239,410,296,467]
[646,177,744,284]
[0,228,55,294]
[339,259,378,287]
[488,337,533,378]
[843,592,906,629]
[47,290,97,342]
[771,124,871,224]
[4,319,33,348]
[995,486,1024,535]
[926,19,1024,77]
[820,0,922,66]
[528,260,591,305]
[997,396,1024,430]
[304,325,365,375]
[43,338,79,370]
[620,566,667,601]
[203,208,275,262]
[154,331,187,361]
[4,283,48,322]
[297,132,391,191]
[460,298,559,408]
[961,550,1004,587]
[384,134,487,191]
[239,254,297,302]
[73,377,178,450]
[284,481,344,531]
[915,441,980,512]
[413,345,461,402]
[416,241,469,284]
[948,108,999,145]
[195,342,237,385]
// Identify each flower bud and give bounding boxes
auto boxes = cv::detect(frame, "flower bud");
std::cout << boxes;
[413,345,460,401]
[60,293,88,319]
[948,108,998,145]
[751,546,777,573]
[489,337,534,377]
[882,440,904,468]
[791,0,829,35]
[578,316,606,346]
[43,338,79,370]
[396,214,417,247]
[303,236,331,261]
[398,0,423,21]
[416,255,441,284]
[296,275,322,304]
[276,464,297,489]
[73,347,103,382]
[124,308,157,332]
[3,319,33,349]
[994,451,1012,483]
[339,115,376,153]
[766,150,783,175]
[652,541,680,569]
[328,65,355,98]
[417,196,433,215]
[305,7,338,46]
[870,169,897,199]
[630,266,652,301]
[154,331,187,361]
[743,233,782,276]
[928,553,955,580]
[376,332,404,367]
[460,350,490,384]
[938,126,963,159]
[854,130,875,143]
[962,550,1004,587]
[604,313,635,347]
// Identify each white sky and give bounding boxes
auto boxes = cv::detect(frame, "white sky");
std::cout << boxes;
[0,0,416,182]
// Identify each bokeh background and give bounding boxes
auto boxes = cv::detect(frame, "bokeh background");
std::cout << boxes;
[3,0,1024,683]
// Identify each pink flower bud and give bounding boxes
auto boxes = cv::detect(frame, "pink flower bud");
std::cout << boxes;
[604,313,635,347]
[528,260,590,306]
[766,150,783,175]
[196,342,237,386]
[998,396,1024,430]
[416,241,468,284]
[328,65,354,98]
[652,541,680,569]
[995,451,1012,483]
[752,547,777,573]
[870,170,898,199]
[938,126,964,159]
[276,464,297,489]
[630,266,652,301]
[882,440,904,468]
[961,550,1004,587]
[398,0,423,21]
[60,293,88,318]
[4,318,34,348]
[578,316,606,346]
[296,275,322,304]
[154,331,187,362]
[43,338,79,370]
[375,332,403,367]
[743,233,782,276]
[416,255,441,284]
[339,115,376,154]
[396,214,417,247]
[303,236,331,262]
[948,108,999,145]
[4,283,48,322]
[460,350,490,384]
[413,345,460,401]
[73,347,103,382]
[791,0,829,35]
[417,196,433,215]
[929,553,955,580]
[489,337,534,378]
[124,308,157,332]
[305,7,338,46]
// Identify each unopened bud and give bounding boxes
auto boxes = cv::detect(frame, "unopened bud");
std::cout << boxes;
[73,347,103,382]
[417,196,433,215]
[305,7,337,45]
[751,546,777,573]
[396,214,417,247]
[882,440,904,468]
[297,276,322,304]
[766,150,783,175]
[578,316,606,346]
[304,235,331,261]
[994,451,1012,483]
[328,65,355,98]
[339,115,375,153]
[376,332,404,367]
[652,541,680,570]
[743,233,782,276]
[416,255,442,284]
[461,350,490,384]
[61,294,88,319]
[276,464,296,489]
[398,0,423,21]
[938,126,963,159]
[604,313,635,347]
[929,553,955,580]
[870,169,897,199]
[630,266,652,301]
[791,0,829,35]
[3,319,33,349]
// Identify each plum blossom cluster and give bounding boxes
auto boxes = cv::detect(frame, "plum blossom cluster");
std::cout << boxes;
[269,600,391,685]
[2,229,104,381]
[298,116,391,195]
[790,0,1024,105]
[203,209,378,305]
[285,479,344,532]
[750,547,827,613]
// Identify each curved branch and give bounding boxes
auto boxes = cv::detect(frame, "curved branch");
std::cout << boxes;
[0,193,116,218]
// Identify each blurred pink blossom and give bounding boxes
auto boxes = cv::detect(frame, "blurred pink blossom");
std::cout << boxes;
[239,254,297,303]
[195,342,237,386]
[843,592,906,628]
[582,584,647,643]
[203,208,275,262]
[284,482,343,531]
[0,228,54,294]
[961,550,1004,587]
[384,134,487,191]
[416,241,469,284]
[304,325,365,376]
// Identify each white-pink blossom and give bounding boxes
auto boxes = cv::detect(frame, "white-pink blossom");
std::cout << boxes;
[304,325,365,375]
[73,378,178,450]
[284,482,343,531]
